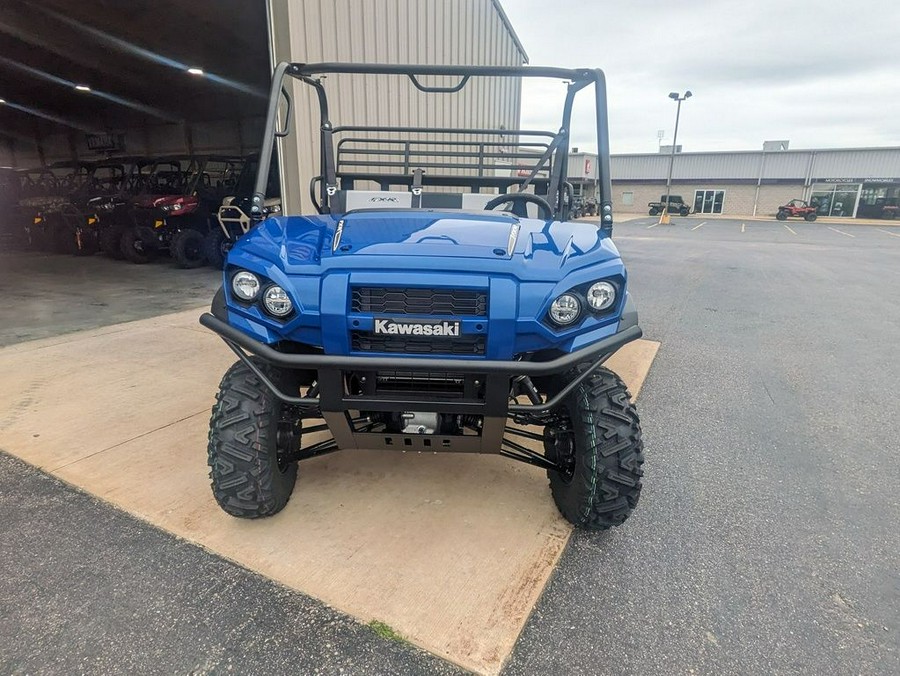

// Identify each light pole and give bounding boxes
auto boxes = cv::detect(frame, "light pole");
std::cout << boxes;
[752,142,767,217]
[660,90,691,224]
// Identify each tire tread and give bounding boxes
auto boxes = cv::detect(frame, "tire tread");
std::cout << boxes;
[548,367,644,530]
[207,359,297,518]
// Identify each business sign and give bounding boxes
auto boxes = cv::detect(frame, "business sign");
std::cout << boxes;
[816,177,899,184]
[86,133,125,152]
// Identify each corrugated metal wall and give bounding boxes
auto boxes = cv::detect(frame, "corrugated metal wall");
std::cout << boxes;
[612,148,900,182]
[810,149,900,179]
[266,0,527,213]
[6,118,263,168]
[567,153,599,180]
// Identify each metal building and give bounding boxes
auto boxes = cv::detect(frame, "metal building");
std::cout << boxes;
[0,0,526,210]
[610,146,900,219]
[266,0,528,213]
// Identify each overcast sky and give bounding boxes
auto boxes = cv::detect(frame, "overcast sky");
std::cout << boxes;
[500,0,900,154]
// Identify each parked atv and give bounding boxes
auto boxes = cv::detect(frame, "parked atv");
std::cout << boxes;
[118,156,243,267]
[206,154,281,268]
[200,62,645,531]
[569,197,597,219]
[64,160,131,256]
[879,200,898,220]
[15,167,68,250]
[648,194,690,216]
[90,157,155,258]
[776,199,817,221]
[0,168,21,249]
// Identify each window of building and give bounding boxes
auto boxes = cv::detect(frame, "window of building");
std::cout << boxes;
[622,191,634,206]
[693,189,725,214]
[810,183,861,217]
[857,185,900,218]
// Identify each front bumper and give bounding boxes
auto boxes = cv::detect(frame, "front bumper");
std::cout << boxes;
[200,311,640,406]
[201,310,641,454]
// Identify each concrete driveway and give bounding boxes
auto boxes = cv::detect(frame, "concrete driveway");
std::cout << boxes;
[2,216,899,674]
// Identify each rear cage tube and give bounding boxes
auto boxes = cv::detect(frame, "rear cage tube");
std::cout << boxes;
[250,62,614,234]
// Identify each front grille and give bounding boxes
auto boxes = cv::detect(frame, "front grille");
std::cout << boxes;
[375,371,467,395]
[352,287,487,316]
[351,331,486,356]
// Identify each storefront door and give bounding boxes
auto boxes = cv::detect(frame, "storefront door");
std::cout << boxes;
[809,183,862,217]
[693,189,725,214]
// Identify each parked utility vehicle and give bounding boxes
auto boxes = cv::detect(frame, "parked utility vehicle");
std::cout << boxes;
[648,195,690,216]
[200,63,645,530]
[878,199,898,220]
[118,156,242,266]
[776,199,817,221]
[205,155,281,269]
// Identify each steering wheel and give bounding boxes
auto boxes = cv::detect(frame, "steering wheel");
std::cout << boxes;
[483,192,554,220]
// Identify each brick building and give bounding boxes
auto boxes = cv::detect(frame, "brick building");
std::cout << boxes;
[573,146,900,219]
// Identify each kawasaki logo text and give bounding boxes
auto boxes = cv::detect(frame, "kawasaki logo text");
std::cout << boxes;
[373,319,461,336]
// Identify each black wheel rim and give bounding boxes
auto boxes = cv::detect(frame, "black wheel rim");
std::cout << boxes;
[275,407,302,472]
[545,419,576,482]
[185,239,202,260]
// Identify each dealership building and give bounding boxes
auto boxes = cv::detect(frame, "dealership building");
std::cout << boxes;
[569,146,900,219]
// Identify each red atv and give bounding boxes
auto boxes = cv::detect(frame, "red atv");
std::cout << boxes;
[879,200,898,220]
[776,199,817,221]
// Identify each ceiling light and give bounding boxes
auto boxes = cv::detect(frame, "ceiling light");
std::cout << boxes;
[75,84,91,92]
[187,67,204,76]
[0,98,5,104]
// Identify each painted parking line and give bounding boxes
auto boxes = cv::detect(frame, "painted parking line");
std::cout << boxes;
[691,221,707,230]
[741,222,746,233]
[827,226,855,238]
[783,223,797,235]
[877,228,900,238]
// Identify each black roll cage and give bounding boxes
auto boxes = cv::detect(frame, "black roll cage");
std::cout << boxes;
[251,62,614,234]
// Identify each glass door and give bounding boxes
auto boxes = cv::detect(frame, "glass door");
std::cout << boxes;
[712,190,724,213]
[694,189,726,214]
[810,183,861,217]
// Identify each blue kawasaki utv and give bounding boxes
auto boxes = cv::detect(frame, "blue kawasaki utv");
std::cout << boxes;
[200,63,644,530]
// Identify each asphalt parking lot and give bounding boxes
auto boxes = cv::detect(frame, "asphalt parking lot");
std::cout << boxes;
[509,216,900,674]
[2,215,899,674]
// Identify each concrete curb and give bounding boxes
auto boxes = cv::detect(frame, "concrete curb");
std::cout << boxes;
[577,214,900,227]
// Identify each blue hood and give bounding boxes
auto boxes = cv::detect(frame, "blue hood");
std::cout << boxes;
[226,209,630,357]
[333,210,518,259]
[240,210,621,277]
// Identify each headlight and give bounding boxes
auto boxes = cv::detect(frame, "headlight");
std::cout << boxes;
[549,293,581,325]
[232,271,260,300]
[263,285,293,317]
[586,281,616,311]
